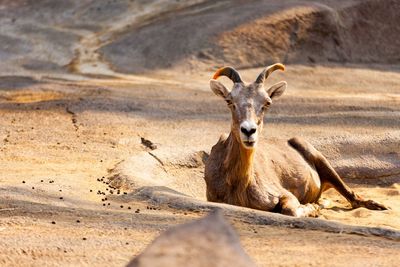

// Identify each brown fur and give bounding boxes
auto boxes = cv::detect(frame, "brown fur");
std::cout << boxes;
[205,65,388,217]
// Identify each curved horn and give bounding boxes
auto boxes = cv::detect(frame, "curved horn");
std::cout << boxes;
[212,67,243,83]
[255,63,285,84]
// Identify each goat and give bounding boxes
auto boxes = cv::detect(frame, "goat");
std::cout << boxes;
[204,64,388,217]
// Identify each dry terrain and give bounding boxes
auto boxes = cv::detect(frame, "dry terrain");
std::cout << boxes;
[0,0,399,266]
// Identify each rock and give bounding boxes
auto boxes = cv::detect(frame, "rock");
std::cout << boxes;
[127,210,256,267]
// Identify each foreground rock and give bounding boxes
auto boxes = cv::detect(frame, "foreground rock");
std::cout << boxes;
[127,211,256,267]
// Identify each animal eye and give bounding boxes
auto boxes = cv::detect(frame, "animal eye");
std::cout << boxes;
[225,99,235,109]
[262,101,271,111]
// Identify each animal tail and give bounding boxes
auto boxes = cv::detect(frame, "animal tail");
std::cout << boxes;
[288,137,319,163]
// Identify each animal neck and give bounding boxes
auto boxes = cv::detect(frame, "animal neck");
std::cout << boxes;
[223,133,255,189]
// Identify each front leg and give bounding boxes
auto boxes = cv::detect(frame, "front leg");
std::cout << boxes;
[246,184,280,212]
[279,192,320,218]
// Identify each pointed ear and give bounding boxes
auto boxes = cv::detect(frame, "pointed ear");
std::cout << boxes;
[210,79,231,98]
[267,81,287,99]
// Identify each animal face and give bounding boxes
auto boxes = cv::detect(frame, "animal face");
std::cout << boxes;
[210,64,287,150]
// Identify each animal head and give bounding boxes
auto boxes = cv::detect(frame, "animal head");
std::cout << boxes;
[210,64,287,150]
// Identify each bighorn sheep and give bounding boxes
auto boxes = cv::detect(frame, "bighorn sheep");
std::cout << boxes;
[204,64,388,217]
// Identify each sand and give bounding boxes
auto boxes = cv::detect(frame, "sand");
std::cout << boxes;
[0,0,399,266]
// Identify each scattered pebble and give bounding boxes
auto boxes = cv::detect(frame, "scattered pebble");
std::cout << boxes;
[51,221,56,224]
[82,237,87,241]
[103,203,106,206]
[22,181,25,184]
[59,197,63,200]
[126,242,129,245]
[120,205,124,208]
[41,180,44,182]
[90,190,93,192]
[128,207,131,210]
[32,187,35,189]
[184,212,187,215]
[59,189,62,192]
[76,220,80,223]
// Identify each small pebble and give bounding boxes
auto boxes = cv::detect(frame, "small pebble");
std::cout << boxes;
[51,221,56,224]
[107,203,110,206]
[22,181,25,184]
[103,203,106,206]
[128,207,131,210]
[40,180,44,182]
[32,187,35,189]
[90,190,93,192]
[59,197,63,200]
[126,242,129,245]
[59,189,62,192]
[120,205,124,208]
[76,220,80,223]
[82,237,87,241]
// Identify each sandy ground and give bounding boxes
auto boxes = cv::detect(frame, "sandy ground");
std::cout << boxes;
[0,64,399,266]
[0,0,400,265]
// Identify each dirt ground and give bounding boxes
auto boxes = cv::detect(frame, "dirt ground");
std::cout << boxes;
[0,0,400,266]
[1,65,399,266]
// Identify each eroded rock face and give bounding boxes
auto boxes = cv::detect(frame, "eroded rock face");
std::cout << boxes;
[1,0,399,76]
[127,210,256,267]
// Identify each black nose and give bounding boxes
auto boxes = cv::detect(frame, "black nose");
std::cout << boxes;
[240,127,256,137]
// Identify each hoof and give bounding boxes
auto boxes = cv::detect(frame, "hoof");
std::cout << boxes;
[305,203,320,217]
[352,199,389,211]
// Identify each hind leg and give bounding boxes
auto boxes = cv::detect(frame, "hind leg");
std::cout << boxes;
[279,192,320,217]
[314,156,388,210]
[289,137,388,210]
